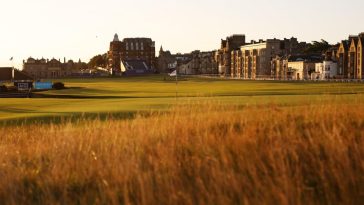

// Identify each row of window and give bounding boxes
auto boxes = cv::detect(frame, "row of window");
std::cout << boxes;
[126,42,144,51]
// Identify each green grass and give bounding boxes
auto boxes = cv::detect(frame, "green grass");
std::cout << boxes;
[1,75,364,123]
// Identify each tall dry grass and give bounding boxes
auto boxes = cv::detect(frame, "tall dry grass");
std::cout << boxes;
[0,101,363,205]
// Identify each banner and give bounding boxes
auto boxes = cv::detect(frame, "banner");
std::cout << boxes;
[35,82,53,90]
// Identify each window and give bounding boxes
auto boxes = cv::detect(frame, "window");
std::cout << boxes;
[136,42,139,50]
[141,42,144,50]
[131,42,134,50]
[126,43,129,50]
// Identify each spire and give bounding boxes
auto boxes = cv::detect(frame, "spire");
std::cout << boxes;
[160,45,163,52]
[113,33,120,42]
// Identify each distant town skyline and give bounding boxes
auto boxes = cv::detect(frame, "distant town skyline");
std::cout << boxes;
[1,0,363,69]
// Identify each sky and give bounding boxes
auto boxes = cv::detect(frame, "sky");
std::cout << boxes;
[0,0,363,69]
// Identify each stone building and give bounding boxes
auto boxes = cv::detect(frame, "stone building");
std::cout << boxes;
[271,55,289,80]
[337,40,349,78]
[157,46,178,73]
[227,37,307,79]
[286,56,320,80]
[23,57,84,79]
[314,61,338,80]
[348,35,359,79]
[358,34,364,79]
[158,47,217,75]
[334,33,364,79]
[216,35,246,76]
[178,50,217,75]
[237,39,282,79]
[107,34,156,75]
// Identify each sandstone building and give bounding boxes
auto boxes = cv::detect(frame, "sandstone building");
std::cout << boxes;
[107,34,156,75]
[230,37,307,79]
[337,40,349,78]
[178,50,217,75]
[216,35,246,76]
[335,33,364,79]
[23,57,85,79]
[157,47,178,73]
[358,35,364,79]
[158,47,217,75]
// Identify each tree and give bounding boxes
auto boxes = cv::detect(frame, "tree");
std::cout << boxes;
[305,39,332,54]
[88,54,107,69]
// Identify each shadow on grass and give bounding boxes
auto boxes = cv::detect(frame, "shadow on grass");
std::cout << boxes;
[0,111,145,126]
[32,93,136,99]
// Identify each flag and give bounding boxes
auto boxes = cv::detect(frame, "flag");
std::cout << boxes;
[169,70,177,77]
[10,57,13,61]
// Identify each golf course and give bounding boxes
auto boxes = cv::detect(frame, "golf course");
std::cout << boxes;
[1,75,364,204]
[1,75,364,123]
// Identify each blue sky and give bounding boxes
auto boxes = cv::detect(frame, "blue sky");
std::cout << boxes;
[0,0,363,68]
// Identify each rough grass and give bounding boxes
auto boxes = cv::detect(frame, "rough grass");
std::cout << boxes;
[0,101,363,205]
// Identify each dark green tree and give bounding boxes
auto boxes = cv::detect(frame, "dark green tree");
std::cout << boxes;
[305,39,331,54]
[88,54,107,69]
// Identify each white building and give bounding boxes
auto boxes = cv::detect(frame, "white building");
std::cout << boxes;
[314,61,338,80]
[287,61,315,80]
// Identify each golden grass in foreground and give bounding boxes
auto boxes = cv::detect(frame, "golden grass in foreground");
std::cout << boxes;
[0,102,364,205]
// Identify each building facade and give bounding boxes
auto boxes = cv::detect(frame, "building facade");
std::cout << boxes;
[23,57,84,79]
[177,50,217,75]
[334,33,364,79]
[216,35,246,76]
[158,47,178,73]
[271,55,289,80]
[229,37,306,79]
[314,61,338,80]
[287,61,316,80]
[356,34,364,79]
[238,39,282,79]
[337,40,349,78]
[107,34,156,75]
[348,36,358,79]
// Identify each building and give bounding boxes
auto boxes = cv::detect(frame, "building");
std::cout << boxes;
[334,33,364,79]
[23,57,85,79]
[158,47,217,75]
[177,50,217,75]
[271,55,289,80]
[158,46,178,73]
[286,56,321,80]
[337,40,349,78]
[287,61,314,80]
[216,35,246,76]
[229,37,306,79]
[348,35,359,79]
[356,34,364,79]
[238,39,282,79]
[314,61,338,80]
[107,34,156,75]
